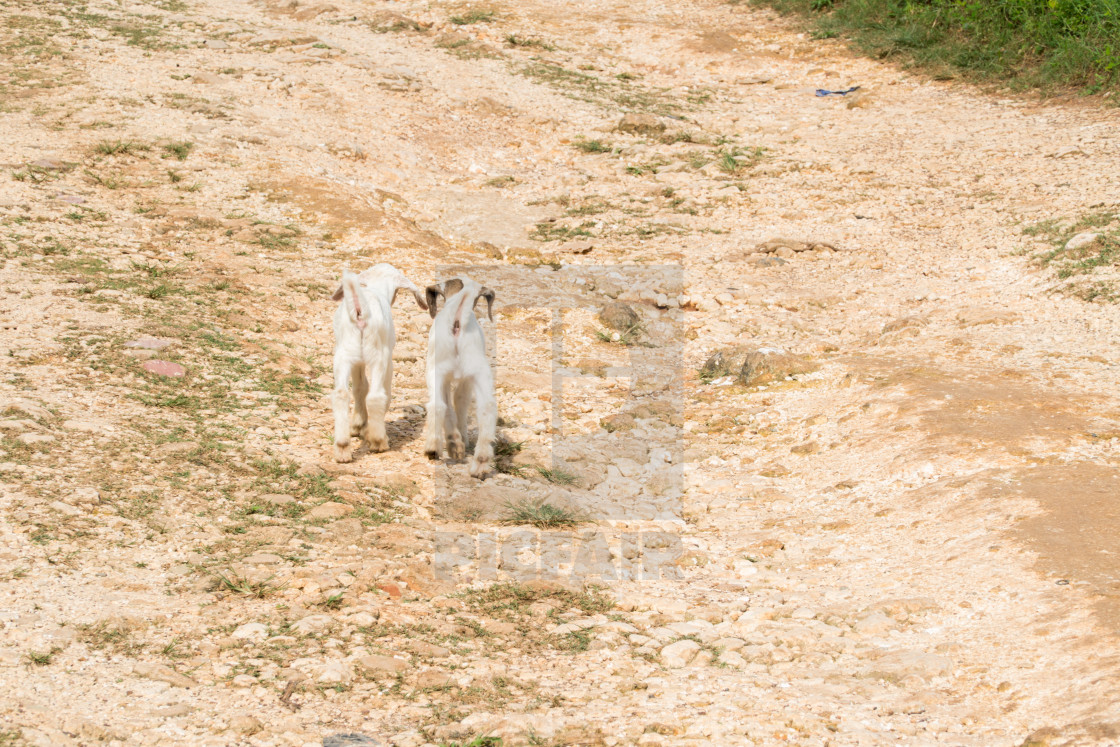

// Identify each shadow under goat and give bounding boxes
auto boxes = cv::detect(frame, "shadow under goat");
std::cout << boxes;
[423,277,497,478]
[330,263,427,463]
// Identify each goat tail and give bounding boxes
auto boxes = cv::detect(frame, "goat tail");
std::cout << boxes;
[451,285,493,337]
[451,289,476,338]
[339,271,371,330]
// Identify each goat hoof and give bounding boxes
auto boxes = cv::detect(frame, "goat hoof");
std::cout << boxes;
[469,457,491,479]
[424,449,440,461]
[349,423,363,437]
[333,444,354,463]
[367,437,389,453]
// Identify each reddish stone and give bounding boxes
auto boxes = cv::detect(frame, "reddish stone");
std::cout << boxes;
[377,582,402,599]
[142,360,185,377]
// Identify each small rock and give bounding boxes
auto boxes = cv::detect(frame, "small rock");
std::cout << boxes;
[243,553,282,565]
[62,420,101,433]
[846,90,874,109]
[291,614,333,634]
[142,360,186,378]
[660,639,701,668]
[229,716,262,735]
[853,610,894,636]
[881,315,928,334]
[307,502,354,520]
[871,649,953,679]
[259,493,296,505]
[378,582,403,598]
[481,619,517,636]
[790,441,819,455]
[316,659,353,684]
[409,641,450,658]
[559,240,594,254]
[598,301,641,332]
[748,255,788,268]
[414,669,453,689]
[152,441,198,457]
[124,337,173,350]
[18,433,54,445]
[739,349,818,387]
[191,72,222,85]
[756,237,837,254]
[151,704,192,718]
[617,112,666,136]
[702,347,818,387]
[1065,232,1100,252]
[205,39,230,49]
[957,307,1021,327]
[232,622,268,641]
[231,674,257,687]
[357,654,409,674]
[50,501,82,516]
[133,662,197,688]
[60,718,107,741]
[326,517,365,544]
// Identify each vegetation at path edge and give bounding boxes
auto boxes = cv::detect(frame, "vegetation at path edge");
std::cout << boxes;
[746,0,1120,96]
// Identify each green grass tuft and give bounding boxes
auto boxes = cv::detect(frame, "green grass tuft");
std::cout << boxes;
[161,141,193,160]
[502,497,587,528]
[748,0,1120,95]
[450,9,496,24]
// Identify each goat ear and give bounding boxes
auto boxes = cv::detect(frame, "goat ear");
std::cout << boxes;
[476,287,495,322]
[395,275,428,311]
[331,285,344,302]
[424,285,443,319]
[443,278,464,297]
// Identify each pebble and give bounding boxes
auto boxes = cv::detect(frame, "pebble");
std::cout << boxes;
[852,610,895,636]
[124,337,173,350]
[229,715,263,735]
[232,622,268,641]
[291,614,333,634]
[308,502,354,520]
[1065,232,1099,251]
[616,112,665,136]
[259,493,296,505]
[133,662,198,688]
[660,639,701,668]
[141,360,186,377]
[357,654,409,674]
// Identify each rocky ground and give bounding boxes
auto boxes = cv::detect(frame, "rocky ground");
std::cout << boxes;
[2,0,1120,745]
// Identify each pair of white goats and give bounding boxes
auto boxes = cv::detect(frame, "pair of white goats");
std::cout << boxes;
[330,263,497,478]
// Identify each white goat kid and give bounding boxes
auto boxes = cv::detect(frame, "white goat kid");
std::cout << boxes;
[331,263,427,463]
[423,277,497,478]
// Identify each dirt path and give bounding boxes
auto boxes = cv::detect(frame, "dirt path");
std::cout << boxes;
[2,0,1120,745]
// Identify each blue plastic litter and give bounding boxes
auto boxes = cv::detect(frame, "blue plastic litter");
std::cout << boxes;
[815,86,861,97]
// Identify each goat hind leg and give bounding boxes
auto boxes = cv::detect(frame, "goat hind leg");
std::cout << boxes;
[444,383,465,459]
[468,382,497,478]
[423,377,447,460]
[331,358,354,463]
[360,361,390,452]
[349,362,368,437]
